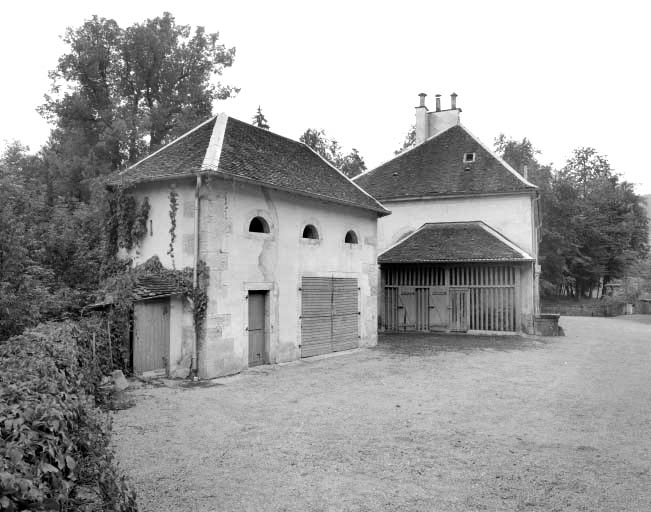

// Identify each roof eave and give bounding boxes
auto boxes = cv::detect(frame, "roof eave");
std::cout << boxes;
[105,172,199,188]
[133,292,182,301]
[378,258,534,264]
[202,169,391,217]
[106,168,391,216]
[376,189,537,202]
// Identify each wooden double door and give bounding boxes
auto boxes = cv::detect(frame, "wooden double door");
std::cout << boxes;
[384,286,470,332]
[300,277,359,357]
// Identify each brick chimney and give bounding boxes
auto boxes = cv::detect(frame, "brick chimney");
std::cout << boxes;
[414,91,462,145]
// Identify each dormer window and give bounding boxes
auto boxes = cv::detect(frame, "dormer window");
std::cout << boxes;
[463,152,476,163]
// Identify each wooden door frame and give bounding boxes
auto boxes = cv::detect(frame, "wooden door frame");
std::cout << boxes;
[133,297,171,375]
[247,290,268,366]
[244,282,273,366]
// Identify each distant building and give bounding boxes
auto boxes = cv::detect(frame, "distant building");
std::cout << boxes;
[354,93,540,333]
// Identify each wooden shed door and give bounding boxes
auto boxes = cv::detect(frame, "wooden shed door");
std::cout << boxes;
[429,288,448,330]
[133,299,170,374]
[301,277,359,357]
[248,291,266,367]
[449,288,470,332]
[332,278,359,352]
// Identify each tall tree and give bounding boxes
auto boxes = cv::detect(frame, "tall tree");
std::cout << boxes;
[495,135,559,292]
[40,12,237,199]
[559,148,648,295]
[252,106,270,129]
[394,125,416,155]
[299,128,366,178]
[497,136,649,298]
[0,143,56,338]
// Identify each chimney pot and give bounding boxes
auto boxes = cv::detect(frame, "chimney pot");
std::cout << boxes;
[523,165,528,179]
[435,94,441,112]
[418,93,427,107]
[451,92,458,110]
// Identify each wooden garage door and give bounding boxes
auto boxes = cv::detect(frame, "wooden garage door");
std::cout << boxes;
[301,277,359,357]
[133,298,170,374]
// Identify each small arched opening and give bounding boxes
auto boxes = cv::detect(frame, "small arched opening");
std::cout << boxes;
[302,224,319,239]
[249,216,270,233]
[344,230,359,244]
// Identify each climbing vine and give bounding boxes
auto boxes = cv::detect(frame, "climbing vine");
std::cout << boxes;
[190,261,210,340]
[105,186,151,256]
[99,255,209,372]
[131,196,150,242]
[167,186,179,268]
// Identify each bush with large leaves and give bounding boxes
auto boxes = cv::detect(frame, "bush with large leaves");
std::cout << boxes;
[0,322,137,511]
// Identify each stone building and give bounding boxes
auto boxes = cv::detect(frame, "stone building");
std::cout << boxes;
[354,93,541,333]
[112,114,388,378]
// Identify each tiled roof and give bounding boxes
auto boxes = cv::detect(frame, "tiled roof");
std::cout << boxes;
[109,115,388,216]
[354,125,536,200]
[133,275,184,300]
[216,117,386,214]
[378,222,533,263]
[111,118,216,184]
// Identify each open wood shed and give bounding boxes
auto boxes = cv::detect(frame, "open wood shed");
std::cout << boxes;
[378,222,535,333]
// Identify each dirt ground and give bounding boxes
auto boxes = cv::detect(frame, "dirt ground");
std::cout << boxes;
[112,316,651,512]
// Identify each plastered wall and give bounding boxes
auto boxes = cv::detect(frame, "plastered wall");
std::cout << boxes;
[128,176,379,378]
[198,176,378,378]
[378,194,536,256]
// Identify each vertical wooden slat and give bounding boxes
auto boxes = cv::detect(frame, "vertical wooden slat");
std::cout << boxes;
[495,286,502,331]
[492,287,497,330]
[514,267,521,332]
[508,287,512,331]
[501,287,505,332]
[505,285,509,331]
[479,288,484,330]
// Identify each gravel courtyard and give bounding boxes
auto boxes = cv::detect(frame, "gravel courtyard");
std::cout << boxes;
[113,316,651,512]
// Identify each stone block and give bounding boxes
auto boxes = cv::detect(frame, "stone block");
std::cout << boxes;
[111,370,129,391]
[183,234,194,255]
[183,200,195,218]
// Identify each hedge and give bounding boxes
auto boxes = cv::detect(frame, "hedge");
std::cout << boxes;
[0,321,137,511]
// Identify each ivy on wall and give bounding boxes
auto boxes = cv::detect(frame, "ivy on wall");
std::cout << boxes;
[167,185,179,268]
[190,261,209,341]
[100,255,209,375]
[105,186,150,256]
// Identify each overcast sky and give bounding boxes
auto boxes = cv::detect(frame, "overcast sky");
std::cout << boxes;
[3,0,650,193]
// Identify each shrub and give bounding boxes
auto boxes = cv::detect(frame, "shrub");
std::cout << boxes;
[0,322,137,511]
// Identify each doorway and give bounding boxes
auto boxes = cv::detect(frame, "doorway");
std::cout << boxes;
[449,288,470,332]
[133,298,170,374]
[248,291,267,366]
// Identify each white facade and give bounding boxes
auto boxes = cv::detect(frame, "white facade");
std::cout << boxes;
[129,175,379,378]
[376,192,539,333]
[377,193,537,256]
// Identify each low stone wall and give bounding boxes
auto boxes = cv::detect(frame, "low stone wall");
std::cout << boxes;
[541,299,626,317]
[635,301,651,315]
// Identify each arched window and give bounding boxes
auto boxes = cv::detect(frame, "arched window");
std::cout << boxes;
[302,224,319,239]
[249,216,270,233]
[344,230,358,244]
